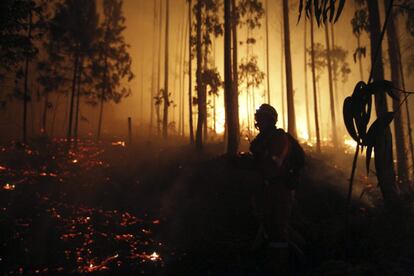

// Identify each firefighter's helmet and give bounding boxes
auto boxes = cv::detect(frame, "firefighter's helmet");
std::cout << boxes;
[255,104,278,125]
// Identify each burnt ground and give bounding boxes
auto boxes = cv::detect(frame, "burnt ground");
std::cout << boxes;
[1,138,414,275]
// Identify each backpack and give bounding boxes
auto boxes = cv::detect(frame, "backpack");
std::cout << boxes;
[277,130,305,190]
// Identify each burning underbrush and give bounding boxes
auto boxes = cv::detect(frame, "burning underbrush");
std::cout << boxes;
[0,138,168,274]
[0,138,414,274]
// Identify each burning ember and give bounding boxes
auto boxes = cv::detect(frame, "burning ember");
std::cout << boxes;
[149,252,160,261]
[111,141,126,147]
[3,183,15,190]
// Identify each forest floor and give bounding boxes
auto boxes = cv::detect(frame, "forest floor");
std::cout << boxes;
[1,137,414,275]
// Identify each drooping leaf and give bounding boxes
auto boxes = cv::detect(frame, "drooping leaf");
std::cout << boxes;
[328,0,335,22]
[363,112,395,147]
[314,0,322,26]
[351,81,370,140]
[366,145,373,175]
[343,96,359,142]
[298,0,304,23]
[366,80,399,100]
[334,0,345,23]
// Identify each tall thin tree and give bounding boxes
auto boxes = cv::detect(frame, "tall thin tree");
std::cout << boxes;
[282,0,296,138]
[23,12,33,143]
[225,0,239,155]
[265,0,270,104]
[310,11,321,152]
[366,0,399,206]
[324,22,337,147]
[385,0,409,187]
[162,0,170,138]
[195,0,204,149]
[304,18,311,140]
[188,0,194,143]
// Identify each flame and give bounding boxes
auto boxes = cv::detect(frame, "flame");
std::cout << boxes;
[344,138,357,149]
[72,159,78,164]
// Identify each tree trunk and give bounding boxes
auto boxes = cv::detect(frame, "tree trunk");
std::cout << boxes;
[74,58,83,146]
[225,0,239,155]
[304,18,311,140]
[42,90,49,136]
[324,23,337,147]
[195,0,204,149]
[265,0,270,104]
[231,0,238,115]
[330,23,339,98]
[140,60,144,131]
[367,0,399,207]
[310,14,321,152]
[203,28,208,142]
[23,11,33,144]
[280,20,285,130]
[188,0,194,143]
[396,25,414,181]
[181,13,188,137]
[157,0,163,136]
[282,0,296,138]
[162,0,170,139]
[97,54,108,141]
[150,0,157,137]
[67,54,79,143]
[50,93,61,137]
[385,0,409,189]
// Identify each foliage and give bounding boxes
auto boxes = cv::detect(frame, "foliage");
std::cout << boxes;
[394,0,414,75]
[237,0,264,29]
[297,0,345,25]
[307,43,350,83]
[201,67,223,95]
[191,0,223,57]
[351,8,369,36]
[37,38,70,100]
[238,56,265,89]
[92,0,134,104]
[50,0,99,57]
[0,0,43,73]
[353,47,366,63]
[343,80,401,174]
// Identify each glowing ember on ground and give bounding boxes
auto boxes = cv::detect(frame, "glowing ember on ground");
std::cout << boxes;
[111,141,126,147]
[72,159,78,163]
[149,252,160,261]
[3,183,15,190]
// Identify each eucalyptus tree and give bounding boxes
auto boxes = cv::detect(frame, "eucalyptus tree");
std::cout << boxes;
[37,40,68,136]
[324,22,336,146]
[0,0,46,142]
[51,0,99,143]
[188,0,194,143]
[282,0,297,138]
[192,0,223,148]
[395,0,414,180]
[236,0,264,134]
[94,0,134,141]
[349,0,406,201]
[224,0,239,155]
[163,0,170,139]
[385,0,409,187]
